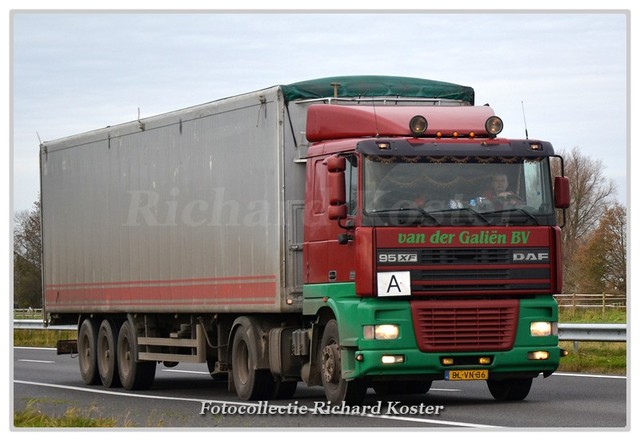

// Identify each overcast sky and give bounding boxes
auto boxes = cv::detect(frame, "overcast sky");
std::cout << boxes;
[10,10,629,213]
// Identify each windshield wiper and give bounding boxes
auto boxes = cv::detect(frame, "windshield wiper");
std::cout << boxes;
[487,208,540,225]
[368,207,440,225]
[427,207,491,225]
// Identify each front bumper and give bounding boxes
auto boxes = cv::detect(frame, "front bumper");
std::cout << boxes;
[343,344,561,380]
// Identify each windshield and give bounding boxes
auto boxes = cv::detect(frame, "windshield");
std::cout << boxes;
[362,155,556,226]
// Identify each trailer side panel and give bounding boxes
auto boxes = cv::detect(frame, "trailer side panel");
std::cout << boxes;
[41,87,300,315]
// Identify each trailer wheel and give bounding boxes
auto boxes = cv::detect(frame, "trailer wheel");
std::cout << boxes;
[97,319,121,388]
[117,320,156,390]
[319,319,366,405]
[487,377,533,401]
[78,318,100,385]
[231,324,273,400]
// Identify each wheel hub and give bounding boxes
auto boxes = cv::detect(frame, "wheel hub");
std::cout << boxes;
[321,343,340,384]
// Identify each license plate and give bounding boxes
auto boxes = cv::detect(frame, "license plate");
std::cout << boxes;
[445,369,489,381]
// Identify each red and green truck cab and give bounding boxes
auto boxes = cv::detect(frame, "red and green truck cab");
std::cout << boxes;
[299,78,569,403]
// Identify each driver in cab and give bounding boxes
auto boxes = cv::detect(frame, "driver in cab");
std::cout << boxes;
[483,174,522,209]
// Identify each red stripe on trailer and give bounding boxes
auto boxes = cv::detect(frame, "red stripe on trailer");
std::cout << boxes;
[45,276,278,307]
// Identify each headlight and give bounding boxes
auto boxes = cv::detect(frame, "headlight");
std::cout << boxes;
[530,321,555,337]
[363,324,399,340]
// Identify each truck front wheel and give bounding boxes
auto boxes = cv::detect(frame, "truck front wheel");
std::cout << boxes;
[319,319,366,405]
[487,377,533,401]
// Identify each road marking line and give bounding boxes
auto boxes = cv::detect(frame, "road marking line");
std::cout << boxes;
[363,413,498,428]
[161,369,210,375]
[17,359,55,364]
[553,372,626,380]
[13,380,500,428]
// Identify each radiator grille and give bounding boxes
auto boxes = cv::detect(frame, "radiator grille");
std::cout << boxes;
[421,248,511,264]
[411,299,519,352]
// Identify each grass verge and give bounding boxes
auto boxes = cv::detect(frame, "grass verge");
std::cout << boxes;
[14,329,77,348]
[558,307,626,324]
[559,341,626,375]
[14,400,120,428]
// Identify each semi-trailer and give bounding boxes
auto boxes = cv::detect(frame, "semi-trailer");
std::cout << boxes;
[41,76,570,404]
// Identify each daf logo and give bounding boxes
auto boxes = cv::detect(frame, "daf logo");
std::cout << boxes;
[513,251,549,262]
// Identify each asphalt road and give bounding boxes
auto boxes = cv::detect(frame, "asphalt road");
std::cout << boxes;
[13,346,627,429]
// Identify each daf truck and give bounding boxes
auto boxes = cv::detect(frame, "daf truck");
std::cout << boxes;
[41,75,570,404]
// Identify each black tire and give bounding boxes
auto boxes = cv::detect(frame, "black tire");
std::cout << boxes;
[97,319,121,388]
[77,318,100,385]
[117,320,156,390]
[373,380,432,396]
[231,324,273,400]
[319,319,367,405]
[487,378,533,401]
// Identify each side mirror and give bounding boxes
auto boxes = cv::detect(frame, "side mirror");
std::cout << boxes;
[328,204,347,220]
[327,156,347,220]
[554,176,571,209]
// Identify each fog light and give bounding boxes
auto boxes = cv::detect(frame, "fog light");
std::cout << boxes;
[479,357,492,365]
[528,351,549,360]
[441,358,454,366]
[381,355,404,364]
[530,321,553,337]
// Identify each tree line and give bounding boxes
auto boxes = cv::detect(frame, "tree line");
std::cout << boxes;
[12,147,627,308]
[558,148,626,295]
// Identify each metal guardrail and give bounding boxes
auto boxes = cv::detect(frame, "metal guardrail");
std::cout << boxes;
[14,320,75,330]
[13,308,44,319]
[557,323,626,342]
[13,320,627,342]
